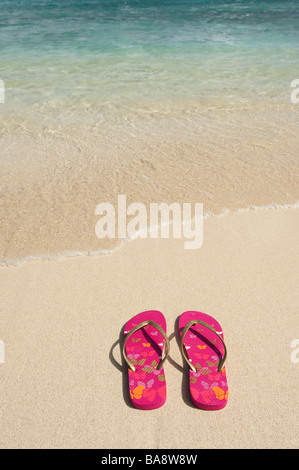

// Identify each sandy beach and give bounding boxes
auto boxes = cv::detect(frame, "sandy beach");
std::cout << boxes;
[1,0,299,450]
[1,206,298,449]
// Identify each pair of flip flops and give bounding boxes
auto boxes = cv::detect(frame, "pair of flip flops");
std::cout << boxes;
[122,310,228,410]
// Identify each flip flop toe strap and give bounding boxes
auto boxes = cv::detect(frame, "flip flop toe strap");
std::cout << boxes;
[123,320,170,372]
[181,319,227,373]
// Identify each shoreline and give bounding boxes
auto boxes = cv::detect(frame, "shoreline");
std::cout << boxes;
[1,200,298,267]
[1,101,299,261]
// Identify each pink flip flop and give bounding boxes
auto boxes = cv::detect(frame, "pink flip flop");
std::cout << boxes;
[179,311,228,410]
[122,310,170,410]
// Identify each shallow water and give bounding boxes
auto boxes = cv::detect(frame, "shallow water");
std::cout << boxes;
[1,0,299,119]
[0,1,298,263]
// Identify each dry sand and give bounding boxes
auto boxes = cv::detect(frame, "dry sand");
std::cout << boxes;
[0,206,298,449]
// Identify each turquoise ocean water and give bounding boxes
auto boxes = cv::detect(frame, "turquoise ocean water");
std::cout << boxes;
[1,0,299,121]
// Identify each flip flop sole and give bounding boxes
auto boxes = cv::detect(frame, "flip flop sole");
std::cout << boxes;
[179,311,228,410]
[124,310,167,410]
